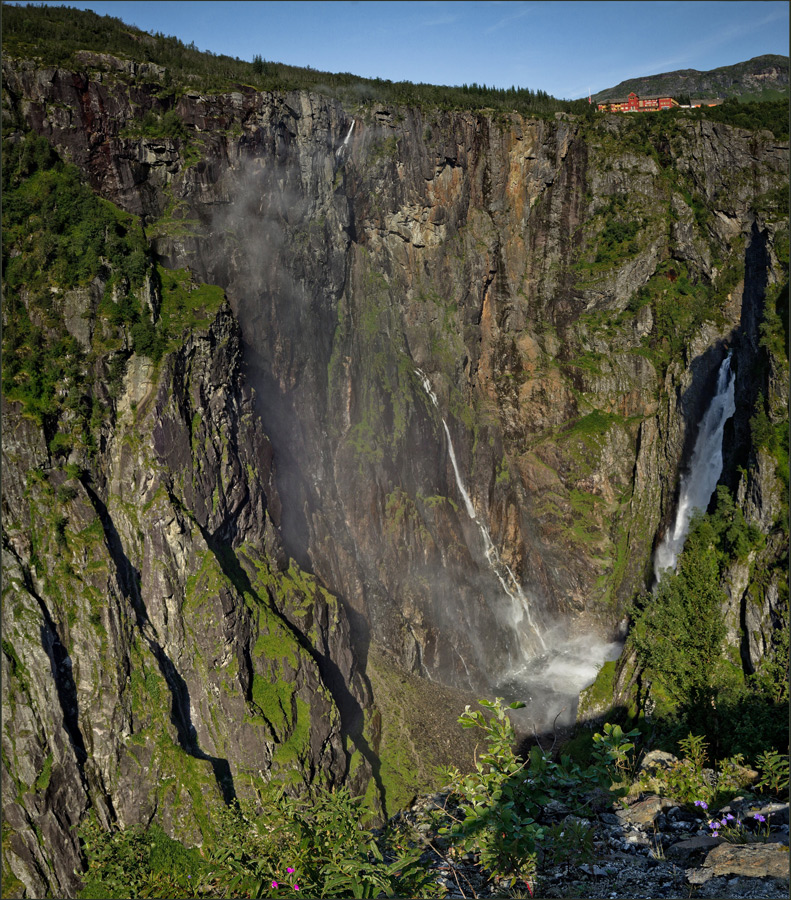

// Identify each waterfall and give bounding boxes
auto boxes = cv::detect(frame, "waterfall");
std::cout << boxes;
[335,119,355,157]
[654,352,736,582]
[416,369,546,655]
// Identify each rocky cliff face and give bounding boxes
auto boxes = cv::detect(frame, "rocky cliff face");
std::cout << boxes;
[2,291,377,896]
[2,53,788,897]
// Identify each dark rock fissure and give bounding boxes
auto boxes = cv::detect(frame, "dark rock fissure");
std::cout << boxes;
[195,519,387,810]
[723,221,772,484]
[2,537,89,774]
[81,479,237,805]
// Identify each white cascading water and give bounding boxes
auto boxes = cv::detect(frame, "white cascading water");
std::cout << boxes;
[417,369,621,731]
[335,119,355,157]
[416,369,546,657]
[653,352,736,583]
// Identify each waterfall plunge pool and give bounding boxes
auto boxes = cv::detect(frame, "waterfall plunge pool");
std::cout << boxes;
[493,633,623,734]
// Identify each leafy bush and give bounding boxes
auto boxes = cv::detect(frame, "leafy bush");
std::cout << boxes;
[755,749,790,795]
[78,785,439,899]
[591,722,641,783]
[637,733,759,809]
[631,515,730,714]
[439,699,631,890]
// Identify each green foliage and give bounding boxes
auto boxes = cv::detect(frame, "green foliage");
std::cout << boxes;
[122,109,189,141]
[635,733,753,808]
[631,515,730,711]
[439,699,543,887]
[634,262,724,372]
[543,819,595,874]
[591,723,641,781]
[78,786,439,899]
[715,754,758,796]
[439,699,625,889]
[632,484,787,762]
[755,749,790,795]
[78,814,207,899]
[2,130,146,439]
[708,485,764,561]
[594,214,641,265]
[33,753,53,792]
[3,132,148,294]
[2,126,227,459]
[689,97,790,141]
[563,409,618,438]
[147,265,226,363]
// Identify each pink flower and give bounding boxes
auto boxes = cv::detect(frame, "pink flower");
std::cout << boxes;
[287,867,295,874]
[272,881,278,889]
[294,885,300,891]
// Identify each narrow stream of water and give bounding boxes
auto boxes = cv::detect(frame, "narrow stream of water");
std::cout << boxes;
[654,352,736,583]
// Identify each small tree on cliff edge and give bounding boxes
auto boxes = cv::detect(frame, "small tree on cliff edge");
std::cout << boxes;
[631,514,730,728]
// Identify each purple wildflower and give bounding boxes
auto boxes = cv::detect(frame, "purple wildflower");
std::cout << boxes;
[694,800,708,810]
[754,813,766,823]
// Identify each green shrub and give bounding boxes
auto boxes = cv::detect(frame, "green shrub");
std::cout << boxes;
[439,699,631,890]
[78,784,438,899]
[755,749,790,795]
[631,515,730,713]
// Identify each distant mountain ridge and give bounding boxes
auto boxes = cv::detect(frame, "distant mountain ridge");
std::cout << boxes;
[593,54,789,103]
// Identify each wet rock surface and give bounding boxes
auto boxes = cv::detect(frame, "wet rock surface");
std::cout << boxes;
[380,791,789,898]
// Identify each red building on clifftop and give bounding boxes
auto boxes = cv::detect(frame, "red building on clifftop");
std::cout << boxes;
[597,92,679,112]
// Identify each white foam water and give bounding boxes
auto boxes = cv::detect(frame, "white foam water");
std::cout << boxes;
[336,119,355,156]
[654,353,736,583]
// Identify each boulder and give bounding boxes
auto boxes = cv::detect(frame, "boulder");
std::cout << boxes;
[687,842,791,884]
[616,796,675,827]
[667,835,722,863]
[638,750,679,774]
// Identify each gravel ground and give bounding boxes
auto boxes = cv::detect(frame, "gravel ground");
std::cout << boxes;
[381,790,790,900]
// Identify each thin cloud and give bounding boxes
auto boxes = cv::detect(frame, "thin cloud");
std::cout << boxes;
[564,6,789,99]
[484,3,534,35]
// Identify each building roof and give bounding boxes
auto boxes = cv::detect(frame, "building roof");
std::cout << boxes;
[601,93,674,104]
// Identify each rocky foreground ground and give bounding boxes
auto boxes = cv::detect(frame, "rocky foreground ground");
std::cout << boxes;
[380,789,789,899]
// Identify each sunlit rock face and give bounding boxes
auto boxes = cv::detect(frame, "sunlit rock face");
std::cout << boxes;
[5,58,786,695]
[3,56,789,900]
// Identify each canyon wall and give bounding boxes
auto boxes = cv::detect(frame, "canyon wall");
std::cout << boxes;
[2,53,788,897]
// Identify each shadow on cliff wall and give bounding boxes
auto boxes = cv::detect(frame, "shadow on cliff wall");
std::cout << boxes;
[198,521,387,811]
[81,479,237,806]
[722,221,774,484]
[653,223,773,563]
[674,221,771,507]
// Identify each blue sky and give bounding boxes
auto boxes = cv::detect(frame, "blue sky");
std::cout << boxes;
[14,1,790,99]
